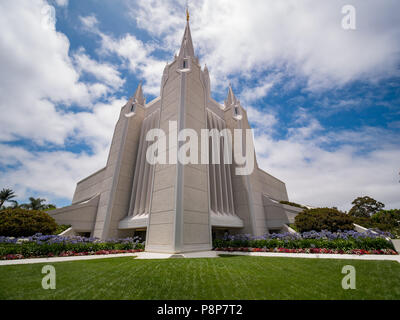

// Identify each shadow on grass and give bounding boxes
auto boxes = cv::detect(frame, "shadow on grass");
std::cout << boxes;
[217,254,246,258]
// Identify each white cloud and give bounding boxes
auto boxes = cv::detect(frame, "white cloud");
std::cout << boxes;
[73,48,125,90]
[0,143,108,201]
[1,0,399,213]
[132,0,182,38]
[132,0,400,93]
[246,106,277,131]
[0,1,126,204]
[73,98,125,152]
[80,15,166,95]
[0,97,124,201]
[55,0,68,7]
[253,117,400,211]
[240,82,274,103]
[0,1,123,145]
[80,14,99,31]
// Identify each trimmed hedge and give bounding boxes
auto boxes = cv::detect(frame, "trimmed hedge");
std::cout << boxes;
[0,208,57,236]
[294,208,354,232]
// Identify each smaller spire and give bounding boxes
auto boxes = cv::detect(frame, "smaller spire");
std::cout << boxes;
[133,81,145,106]
[225,84,237,107]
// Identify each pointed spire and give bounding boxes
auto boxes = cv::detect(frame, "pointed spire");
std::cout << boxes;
[178,9,195,58]
[225,84,238,107]
[133,81,145,106]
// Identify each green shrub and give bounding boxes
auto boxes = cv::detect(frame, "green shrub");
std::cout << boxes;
[371,209,400,226]
[0,208,57,237]
[294,208,354,232]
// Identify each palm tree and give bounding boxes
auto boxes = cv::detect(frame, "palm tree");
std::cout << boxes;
[21,197,56,210]
[8,200,20,209]
[0,188,17,208]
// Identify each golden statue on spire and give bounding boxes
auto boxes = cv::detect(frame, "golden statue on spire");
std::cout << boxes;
[186,7,190,22]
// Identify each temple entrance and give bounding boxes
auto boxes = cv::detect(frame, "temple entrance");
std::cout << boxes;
[212,227,231,241]
[134,228,147,242]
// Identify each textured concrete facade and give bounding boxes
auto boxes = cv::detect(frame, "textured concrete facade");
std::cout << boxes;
[50,19,297,252]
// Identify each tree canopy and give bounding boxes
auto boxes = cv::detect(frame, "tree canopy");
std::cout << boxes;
[20,197,56,211]
[348,196,385,218]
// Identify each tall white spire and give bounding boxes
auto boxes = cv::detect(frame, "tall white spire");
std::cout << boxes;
[178,8,195,58]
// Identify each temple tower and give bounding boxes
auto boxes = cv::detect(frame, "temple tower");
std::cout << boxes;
[145,17,211,252]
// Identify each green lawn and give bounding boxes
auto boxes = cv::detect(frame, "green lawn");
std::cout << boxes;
[0,256,399,300]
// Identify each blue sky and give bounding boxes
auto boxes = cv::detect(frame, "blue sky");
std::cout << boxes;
[0,0,399,210]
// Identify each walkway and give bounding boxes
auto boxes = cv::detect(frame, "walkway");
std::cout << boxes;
[0,250,399,266]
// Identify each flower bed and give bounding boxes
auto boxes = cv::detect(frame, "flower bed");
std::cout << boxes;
[213,230,397,255]
[0,233,145,260]
[214,247,398,255]
[3,249,144,260]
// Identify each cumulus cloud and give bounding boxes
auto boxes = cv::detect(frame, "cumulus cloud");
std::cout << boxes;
[0,1,123,145]
[0,96,124,203]
[1,0,399,212]
[253,114,400,211]
[132,0,400,92]
[0,143,108,201]
[73,48,125,90]
[80,14,165,95]
[246,107,277,132]
[0,1,125,203]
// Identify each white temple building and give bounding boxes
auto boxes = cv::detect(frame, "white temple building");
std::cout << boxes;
[50,13,302,253]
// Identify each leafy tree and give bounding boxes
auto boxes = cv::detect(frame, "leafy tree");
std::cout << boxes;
[20,197,56,211]
[0,188,17,208]
[371,209,400,226]
[294,207,354,232]
[348,196,385,218]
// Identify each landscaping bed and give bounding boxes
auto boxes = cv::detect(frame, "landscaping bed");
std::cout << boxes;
[213,230,398,255]
[214,247,397,255]
[0,233,144,260]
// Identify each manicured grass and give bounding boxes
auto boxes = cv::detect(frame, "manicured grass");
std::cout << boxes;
[0,256,399,300]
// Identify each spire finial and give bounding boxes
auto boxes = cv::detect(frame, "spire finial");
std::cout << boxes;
[186,6,190,22]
